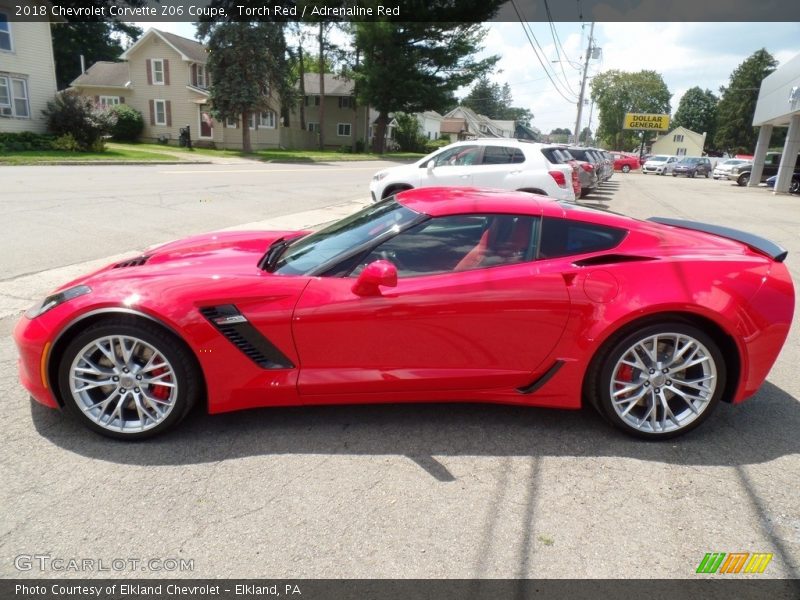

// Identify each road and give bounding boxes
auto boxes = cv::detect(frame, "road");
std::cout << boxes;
[0,161,394,281]
[0,168,798,583]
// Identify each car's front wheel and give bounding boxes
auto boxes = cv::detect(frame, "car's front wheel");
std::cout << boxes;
[58,318,200,440]
[589,323,725,439]
[737,173,750,186]
[621,165,631,173]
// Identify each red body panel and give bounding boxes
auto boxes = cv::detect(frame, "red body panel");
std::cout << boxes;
[13,188,794,420]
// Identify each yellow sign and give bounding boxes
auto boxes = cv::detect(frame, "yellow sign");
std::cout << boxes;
[623,113,670,131]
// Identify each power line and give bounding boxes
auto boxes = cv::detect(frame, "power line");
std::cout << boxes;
[510,0,579,105]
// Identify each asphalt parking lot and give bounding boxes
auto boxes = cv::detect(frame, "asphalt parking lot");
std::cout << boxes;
[1,166,799,581]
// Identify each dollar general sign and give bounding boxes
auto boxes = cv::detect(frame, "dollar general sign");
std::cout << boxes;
[623,113,670,131]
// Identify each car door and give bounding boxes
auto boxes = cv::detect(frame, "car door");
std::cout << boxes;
[291,213,572,401]
[419,144,480,189]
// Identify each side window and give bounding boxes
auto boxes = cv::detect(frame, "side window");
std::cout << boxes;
[538,217,626,259]
[353,214,538,278]
[431,145,481,167]
[481,146,525,165]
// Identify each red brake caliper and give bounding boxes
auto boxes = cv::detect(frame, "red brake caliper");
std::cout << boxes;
[149,367,170,400]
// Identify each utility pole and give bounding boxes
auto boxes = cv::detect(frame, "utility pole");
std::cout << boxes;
[573,21,594,146]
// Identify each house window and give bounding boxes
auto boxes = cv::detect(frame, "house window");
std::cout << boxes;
[308,122,320,133]
[305,95,320,107]
[260,111,276,128]
[0,12,12,52]
[152,59,165,85]
[99,96,120,106]
[337,123,351,137]
[248,114,256,129]
[0,76,28,118]
[673,134,684,142]
[154,99,167,125]
[338,96,353,109]
[196,65,207,88]
[676,147,687,156]
[226,116,237,128]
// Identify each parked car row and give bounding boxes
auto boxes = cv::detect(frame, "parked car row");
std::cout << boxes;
[727,151,800,188]
[369,139,620,203]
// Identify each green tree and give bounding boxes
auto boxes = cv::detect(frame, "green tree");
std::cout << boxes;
[714,49,777,154]
[462,77,533,125]
[51,22,142,90]
[462,76,502,117]
[579,127,592,144]
[591,70,672,150]
[393,113,427,152]
[672,87,718,148]
[196,22,290,153]
[354,15,501,153]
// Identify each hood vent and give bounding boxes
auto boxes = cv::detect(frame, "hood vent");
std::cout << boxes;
[113,255,150,268]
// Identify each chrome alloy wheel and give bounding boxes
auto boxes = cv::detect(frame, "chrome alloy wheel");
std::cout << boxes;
[68,335,178,433]
[609,332,717,434]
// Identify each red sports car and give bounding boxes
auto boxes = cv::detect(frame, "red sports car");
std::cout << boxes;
[14,188,794,440]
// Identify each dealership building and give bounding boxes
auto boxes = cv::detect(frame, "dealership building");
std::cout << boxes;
[751,52,800,193]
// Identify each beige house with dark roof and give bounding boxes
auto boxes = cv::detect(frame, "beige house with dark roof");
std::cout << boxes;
[72,28,285,149]
[296,73,369,149]
[0,10,58,133]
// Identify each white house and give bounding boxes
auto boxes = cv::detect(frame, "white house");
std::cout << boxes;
[0,12,58,133]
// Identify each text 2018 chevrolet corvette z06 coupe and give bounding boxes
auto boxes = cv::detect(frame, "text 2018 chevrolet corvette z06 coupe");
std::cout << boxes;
[14,188,794,440]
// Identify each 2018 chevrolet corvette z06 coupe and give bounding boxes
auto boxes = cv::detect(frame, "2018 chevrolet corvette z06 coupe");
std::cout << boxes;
[14,188,794,440]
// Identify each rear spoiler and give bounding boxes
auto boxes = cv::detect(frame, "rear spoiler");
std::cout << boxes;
[647,217,788,263]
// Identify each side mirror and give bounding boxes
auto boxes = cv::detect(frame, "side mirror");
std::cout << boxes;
[352,260,398,297]
[426,159,435,172]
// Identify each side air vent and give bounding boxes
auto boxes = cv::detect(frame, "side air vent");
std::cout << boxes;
[200,305,294,369]
[572,254,654,267]
[113,255,150,268]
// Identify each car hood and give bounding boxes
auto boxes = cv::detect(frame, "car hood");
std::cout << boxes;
[57,230,307,290]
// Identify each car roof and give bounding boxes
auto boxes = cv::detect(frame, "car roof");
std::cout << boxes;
[396,187,552,217]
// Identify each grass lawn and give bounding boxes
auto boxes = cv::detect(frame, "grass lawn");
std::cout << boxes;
[0,147,180,165]
[110,142,424,163]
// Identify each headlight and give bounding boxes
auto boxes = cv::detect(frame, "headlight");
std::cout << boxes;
[372,172,388,182]
[731,167,740,174]
[25,285,91,319]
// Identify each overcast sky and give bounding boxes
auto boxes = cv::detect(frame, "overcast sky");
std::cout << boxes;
[137,21,800,135]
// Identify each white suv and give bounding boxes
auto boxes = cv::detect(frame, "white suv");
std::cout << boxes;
[369,139,576,202]
[642,155,679,175]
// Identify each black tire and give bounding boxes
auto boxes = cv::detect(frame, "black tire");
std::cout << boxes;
[621,165,631,173]
[705,171,710,178]
[381,185,413,200]
[690,171,696,178]
[790,179,800,194]
[586,322,726,440]
[737,173,750,187]
[672,173,678,177]
[57,318,200,440]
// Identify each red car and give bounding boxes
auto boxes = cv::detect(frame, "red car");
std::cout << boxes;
[611,153,641,173]
[14,188,794,440]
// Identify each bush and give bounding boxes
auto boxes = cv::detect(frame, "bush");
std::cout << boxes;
[393,112,428,153]
[108,104,144,141]
[0,131,56,152]
[50,134,82,151]
[42,90,116,151]
[423,138,451,153]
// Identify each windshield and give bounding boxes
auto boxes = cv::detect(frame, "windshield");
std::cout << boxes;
[648,156,668,162]
[270,199,421,275]
[678,158,700,164]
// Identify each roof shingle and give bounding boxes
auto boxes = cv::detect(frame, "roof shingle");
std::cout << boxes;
[70,61,129,88]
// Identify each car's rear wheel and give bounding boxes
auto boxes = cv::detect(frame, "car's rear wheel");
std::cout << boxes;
[621,165,631,173]
[737,173,750,187]
[589,323,725,439]
[58,319,200,440]
[790,179,800,194]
